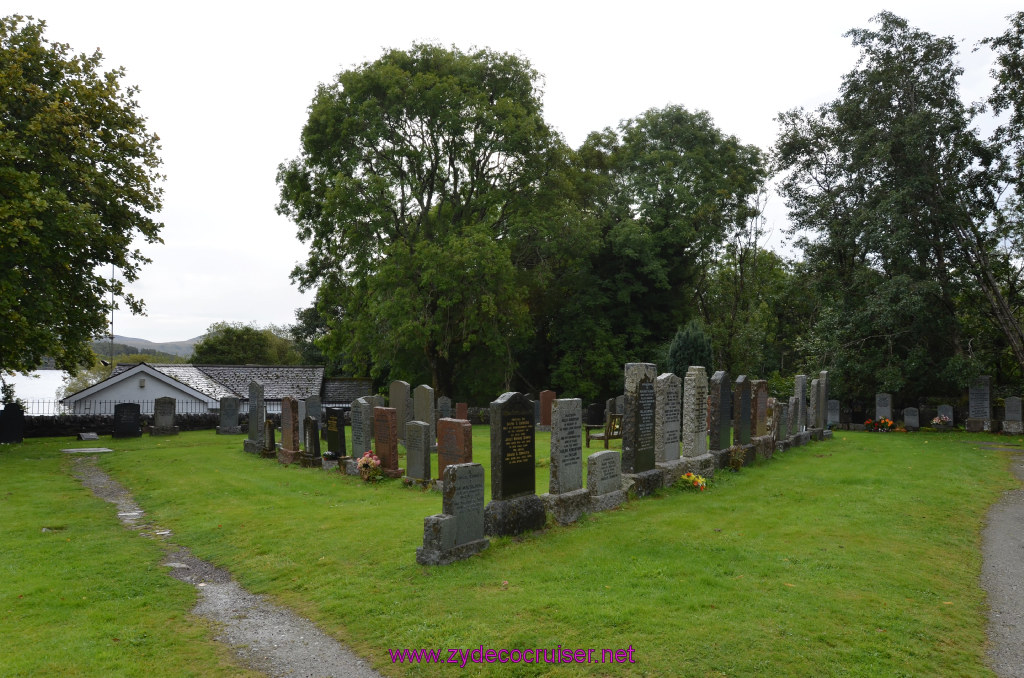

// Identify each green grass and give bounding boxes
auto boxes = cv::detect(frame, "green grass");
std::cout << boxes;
[2,428,1018,677]
[0,440,258,678]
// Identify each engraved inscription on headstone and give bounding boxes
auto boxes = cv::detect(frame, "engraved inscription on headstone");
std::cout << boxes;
[622,363,657,473]
[903,407,920,430]
[437,418,472,479]
[373,407,399,472]
[969,376,992,420]
[442,463,486,546]
[682,366,709,457]
[280,397,300,452]
[389,380,410,438]
[405,421,431,480]
[655,373,681,463]
[875,393,893,420]
[112,402,141,438]
[1006,396,1022,422]
[152,397,177,435]
[438,396,452,420]
[218,397,241,434]
[827,400,840,427]
[733,375,751,444]
[489,392,535,499]
[325,407,345,457]
[549,398,583,494]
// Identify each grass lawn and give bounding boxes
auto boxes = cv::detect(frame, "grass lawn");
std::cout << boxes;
[2,427,1019,677]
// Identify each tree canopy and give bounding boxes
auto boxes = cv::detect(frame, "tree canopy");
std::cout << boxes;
[190,322,302,365]
[0,16,163,376]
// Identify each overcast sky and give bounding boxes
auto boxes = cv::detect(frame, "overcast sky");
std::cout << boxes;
[9,1,1021,343]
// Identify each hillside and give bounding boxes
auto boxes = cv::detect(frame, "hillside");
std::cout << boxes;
[91,335,204,359]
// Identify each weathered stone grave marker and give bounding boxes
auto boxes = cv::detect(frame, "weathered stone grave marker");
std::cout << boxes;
[373,407,403,478]
[875,393,893,421]
[277,397,300,465]
[1003,396,1022,434]
[151,397,179,436]
[903,407,920,432]
[404,421,432,484]
[301,416,323,468]
[541,398,589,524]
[389,380,410,440]
[437,418,472,481]
[538,390,555,430]
[588,449,626,512]
[414,385,436,448]
[622,363,661,496]
[112,403,141,439]
[243,381,265,453]
[416,463,489,565]
[484,392,546,537]
[217,397,242,434]
[0,402,26,444]
[967,376,998,432]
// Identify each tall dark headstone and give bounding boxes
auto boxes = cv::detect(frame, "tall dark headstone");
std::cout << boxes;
[244,381,265,453]
[389,380,410,438]
[967,376,998,432]
[733,375,751,445]
[437,418,473,480]
[817,371,829,429]
[484,392,546,537]
[794,375,808,432]
[708,371,731,452]
[0,402,26,444]
[112,403,141,438]
[455,402,468,420]
[752,379,769,437]
[217,397,242,434]
[538,390,555,428]
[437,396,452,421]
[1002,396,1022,434]
[808,378,820,432]
[621,363,661,496]
[827,400,840,427]
[325,407,346,458]
[417,463,489,566]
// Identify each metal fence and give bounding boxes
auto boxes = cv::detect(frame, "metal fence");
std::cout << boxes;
[19,399,352,417]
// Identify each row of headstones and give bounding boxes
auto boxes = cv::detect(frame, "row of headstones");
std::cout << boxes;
[418,364,836,566]
[874,376,1024,433]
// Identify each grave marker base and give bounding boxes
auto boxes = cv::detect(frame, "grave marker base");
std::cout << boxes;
[276,446,299,465]
[623,468,663,498]
[484,495,546,537]
[217,426,243,435]
[682,453,715,479]
[822,430,834,440]
[321,459,339,471]
[589,489,626,513]
[541,488,590,525]
[416,514,490,565]
[243,440,263,454]
[403,477,434,488]
[752,435,774,460]
[966,418,1000,433]
[656,459,688,487]
[150,426,179,436]
[1003,421,1024,434]
[299,453,323,468]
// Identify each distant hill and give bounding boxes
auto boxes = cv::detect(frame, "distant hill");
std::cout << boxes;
[91,335,204,359]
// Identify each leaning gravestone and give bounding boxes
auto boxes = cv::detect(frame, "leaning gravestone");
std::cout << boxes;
[113,403,142,438]
[277,397,300,465]
[416,463,489,566]
[243,381,265,453]
[301,416,323,468]
[404,421,432,484]
[151,397,179,436]
[541,398,589,524]
[827,400,841,428]
[414,385,436,448]
[1003,396,1023,434]
[967,376,998,432]
[389,380,410,439]
[437,418,472,481]
[588,449,626,512]
[484,392,546,537]
[903,407,920,432]
[622,363,661,497]
[373,407,403,478]
[875,393,893,421]
[0,402,26,444]
[217,397,242,434]
[324,407,346,460]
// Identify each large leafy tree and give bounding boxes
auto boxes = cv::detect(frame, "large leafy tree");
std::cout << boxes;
[775,12,1023,400]
[190,322,302,365]
[278,44,563,396]
[0,16,163,376]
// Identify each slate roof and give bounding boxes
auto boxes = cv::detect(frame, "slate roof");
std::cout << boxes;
[323,378,374,403]
[111,364,325,400]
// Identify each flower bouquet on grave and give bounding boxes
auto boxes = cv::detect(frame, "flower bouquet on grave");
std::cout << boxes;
[679,472,707,491]
[357,451,383,482]
[865,418,894,432]
[931,414,951,427]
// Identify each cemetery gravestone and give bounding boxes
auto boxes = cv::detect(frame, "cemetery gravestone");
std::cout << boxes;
[808,378,819,431]
[350,398,366,456]
[278,397,300,464]
[587,402,605,426]
[937,404,955,427]
[263,420,276,456]
[77,432,99,441]
[151,397,179,436]
[967,376,998,432]
[357,398,375,455]
[297,399,307,451]
[827,400,840,427]
[733,375,751,445]
[788,396,800,438]
[416,463,489,566]
[875,393,893,421]
[709,371,731,453]
[301,416,323,468]
[606,397,616,418]
[903,407,920,432]
[456,402,468,420]
[817,371,830,429]
[587,449,626,512]
[324,407,346,459]
[621,363,661,496]
[0,402,26,444]
[654,373,681,463]
[1003,396,1023,434]
[539,390,555,429]
[484,392,546,537]
[752,379,769,437]
[112,403,141,438]
[404,421,431,483]
[244,381,265,453]
[615,395,625,416]
[542,398,589,525]
[217,397,242,434]
[794,375,807,432]
[414,385,436,447]
[305,395,322,431]
[438,396,452,421]
[389,381,410,439]
[373,407,403,477]
[682,366,710,461]
[437,418,473,480]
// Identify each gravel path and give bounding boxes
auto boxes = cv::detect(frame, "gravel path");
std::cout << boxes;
[71,456,383,678]
[981,445,1024,678]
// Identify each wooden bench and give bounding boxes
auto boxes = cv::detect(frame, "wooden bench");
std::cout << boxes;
[586,413,623,448]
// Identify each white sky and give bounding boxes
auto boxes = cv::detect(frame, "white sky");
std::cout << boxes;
[8,0,1021,343]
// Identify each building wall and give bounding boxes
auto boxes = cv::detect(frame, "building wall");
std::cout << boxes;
[70,376,207,415]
